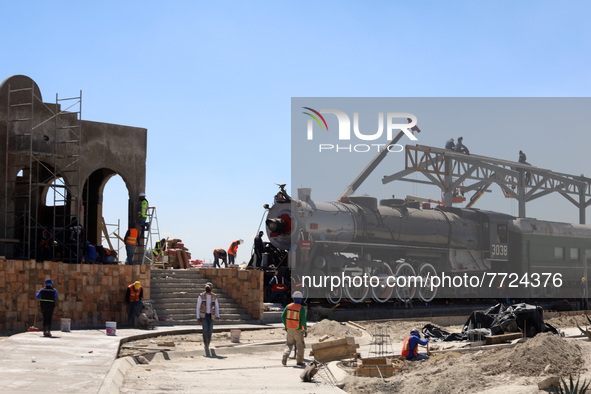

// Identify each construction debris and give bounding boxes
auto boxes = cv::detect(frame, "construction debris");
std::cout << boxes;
[162,238,191,269]
[310,337,360,363]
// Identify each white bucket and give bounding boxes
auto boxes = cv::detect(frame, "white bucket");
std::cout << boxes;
[106,321,117,336]
[60,318,71,332]
[230,329,241,343]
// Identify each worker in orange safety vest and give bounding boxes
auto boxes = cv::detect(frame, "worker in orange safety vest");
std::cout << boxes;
[227,239,242,266]
[401,329,429,361]
[281,290,307,366]
[125,281,143,327]
[124,225,139,265]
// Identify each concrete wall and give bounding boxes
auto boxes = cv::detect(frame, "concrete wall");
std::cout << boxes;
[0,260,150,332]
[200,268,264,320]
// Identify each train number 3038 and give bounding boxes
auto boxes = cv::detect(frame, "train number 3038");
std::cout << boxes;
[491,244,508,256]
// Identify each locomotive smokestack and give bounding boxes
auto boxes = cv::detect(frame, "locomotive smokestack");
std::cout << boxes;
[298,188,311,201]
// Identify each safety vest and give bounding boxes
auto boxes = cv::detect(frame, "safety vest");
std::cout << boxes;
[401,335,418,358]
[285,303,301,330]
[128,284,141,302]
[299,231,312,249]
[126,228,138,245]
[153,240,162,256]
[39,287,56,307]
[199,292,217,318]
[139,199,148,218]
[228,241,239,256]
[213,248,226,256]
[271,276,286,292]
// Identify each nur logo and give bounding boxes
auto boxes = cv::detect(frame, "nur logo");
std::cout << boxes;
[303,108,418,142]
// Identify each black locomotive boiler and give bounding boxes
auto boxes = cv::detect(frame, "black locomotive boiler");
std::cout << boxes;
[265,187,591,303]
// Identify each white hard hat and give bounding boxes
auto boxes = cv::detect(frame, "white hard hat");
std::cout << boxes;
[292,291,303,299]
[139,192,146,197]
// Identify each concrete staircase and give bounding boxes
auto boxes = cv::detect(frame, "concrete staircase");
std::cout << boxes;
[150,269,255,325]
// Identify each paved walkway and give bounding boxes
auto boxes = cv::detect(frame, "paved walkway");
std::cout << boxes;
[0,323,346,394]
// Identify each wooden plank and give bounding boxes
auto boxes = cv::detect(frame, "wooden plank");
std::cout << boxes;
[113,232,125,243]
[485,332,523,345]
[100,217,115,251]
[310,344,359,362]
[361,357,391,366]
[347,321,366,331]
[311,336,355,351]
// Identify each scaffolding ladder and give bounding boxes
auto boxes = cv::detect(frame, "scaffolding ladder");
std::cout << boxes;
[140,206,161,265]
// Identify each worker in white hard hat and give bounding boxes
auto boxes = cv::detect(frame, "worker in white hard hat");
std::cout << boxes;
[197,282,220,357]
[281,290,307,366]
[445,138,455,150]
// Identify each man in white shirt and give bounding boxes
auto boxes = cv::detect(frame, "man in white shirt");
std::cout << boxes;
[197,282,220,357]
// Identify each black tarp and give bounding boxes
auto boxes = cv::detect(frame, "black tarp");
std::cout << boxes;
[423,303,558,342]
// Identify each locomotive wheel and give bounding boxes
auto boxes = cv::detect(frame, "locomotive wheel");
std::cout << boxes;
[371,262,395,303]
[326,287,343,304]
[394,262,417,302]
[417,263,438,303]
[343,265,369,303]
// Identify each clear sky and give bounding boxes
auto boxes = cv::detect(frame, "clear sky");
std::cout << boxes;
[2,1,590,263]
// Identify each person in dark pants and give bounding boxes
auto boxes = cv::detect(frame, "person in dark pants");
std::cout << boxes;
[125,281,143,327]
[36,278,58,337]
[197,282,220,357]
[253,231,264,268]
[268,271,287,306]
[212,248,227,268]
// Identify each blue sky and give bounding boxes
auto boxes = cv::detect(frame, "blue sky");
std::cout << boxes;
[2,1,590,262]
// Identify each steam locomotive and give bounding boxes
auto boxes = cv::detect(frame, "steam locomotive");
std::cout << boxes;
[265,186,591,303]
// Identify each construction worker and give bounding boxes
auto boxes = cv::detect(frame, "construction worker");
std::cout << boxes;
[518,150,531,184]
[36,278,58,337]
[268,270,287,306]
[153,238,166,262]
[125,281,143,327]
[213,248,227,268]
[281,290,307,367]
[445,138,455,150]
[197,282,220,357]
[137,192,149,241]
[401,329,430,361]
[455,137,469,154]
[298,229,312,264]
[253,231,265,268]
[124,225,139,265]
[227,239,242,266]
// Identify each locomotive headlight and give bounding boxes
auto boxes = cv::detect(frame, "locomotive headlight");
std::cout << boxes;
[266,218,286,234]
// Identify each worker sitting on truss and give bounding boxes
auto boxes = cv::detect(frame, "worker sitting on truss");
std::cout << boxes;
[455,137,469,154]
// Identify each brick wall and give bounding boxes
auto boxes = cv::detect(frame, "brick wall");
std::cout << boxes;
[200,268,263,320]
[0,260,150,332]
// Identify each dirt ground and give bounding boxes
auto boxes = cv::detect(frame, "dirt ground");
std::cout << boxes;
[120,315,591,393]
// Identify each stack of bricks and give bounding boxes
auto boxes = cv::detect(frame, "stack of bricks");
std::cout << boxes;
[0,260,150,332]
[200,267,263,320]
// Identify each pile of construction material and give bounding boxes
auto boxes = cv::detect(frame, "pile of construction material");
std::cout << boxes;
[163,239,191,269]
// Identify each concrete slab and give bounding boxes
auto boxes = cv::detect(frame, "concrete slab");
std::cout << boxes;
[0,323,286,394]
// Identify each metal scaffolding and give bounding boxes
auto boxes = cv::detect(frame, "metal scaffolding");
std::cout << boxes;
[383,145,591,223]
[4,82,82,262]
